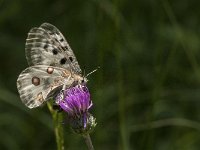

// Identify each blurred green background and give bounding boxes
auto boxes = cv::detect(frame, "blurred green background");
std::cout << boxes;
[1,0,200,149]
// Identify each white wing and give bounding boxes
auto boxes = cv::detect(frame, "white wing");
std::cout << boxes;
[17,65,74,108]
[25,23,82,74]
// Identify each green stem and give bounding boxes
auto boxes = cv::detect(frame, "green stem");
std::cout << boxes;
[47,102,65,150]
[83,134,94,150]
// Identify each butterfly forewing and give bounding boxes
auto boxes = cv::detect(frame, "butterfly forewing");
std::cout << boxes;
[25,23,81,74]
[17,23,85,109]
[17,65,73,108]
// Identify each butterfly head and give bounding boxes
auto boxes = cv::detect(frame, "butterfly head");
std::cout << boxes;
[73,74,88,86]
[80,76,88,85]
[77,67,100,85]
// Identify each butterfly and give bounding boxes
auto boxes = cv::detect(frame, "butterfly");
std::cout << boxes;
[17,23,87,109]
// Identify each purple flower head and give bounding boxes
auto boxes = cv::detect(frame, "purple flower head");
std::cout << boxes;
[56,85,92,116]
[56,85,96,133]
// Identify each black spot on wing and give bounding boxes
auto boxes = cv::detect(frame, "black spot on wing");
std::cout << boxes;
[44,44,48,49]
[60,58,67,65]
[69,57,73,62]
[52,49,58,55]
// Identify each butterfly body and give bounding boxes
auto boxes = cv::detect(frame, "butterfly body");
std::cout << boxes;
[17,23,86,108]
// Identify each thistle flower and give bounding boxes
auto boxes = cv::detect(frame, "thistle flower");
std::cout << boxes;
[56,85,96,135]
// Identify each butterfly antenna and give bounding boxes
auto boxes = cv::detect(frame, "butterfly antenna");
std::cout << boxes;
[86,66,100,78]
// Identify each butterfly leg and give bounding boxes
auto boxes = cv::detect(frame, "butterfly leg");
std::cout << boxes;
[62,84,66,91]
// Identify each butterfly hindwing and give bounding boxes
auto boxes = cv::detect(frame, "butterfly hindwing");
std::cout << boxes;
[17,65,73,108]
[25,23,81,74]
